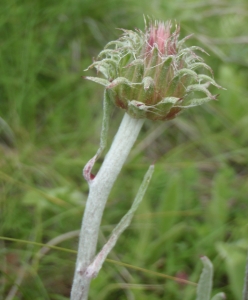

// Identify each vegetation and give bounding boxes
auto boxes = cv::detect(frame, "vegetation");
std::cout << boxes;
[1,0,248,299]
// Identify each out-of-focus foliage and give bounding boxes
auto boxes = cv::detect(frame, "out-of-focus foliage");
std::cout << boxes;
[1,0,248,299]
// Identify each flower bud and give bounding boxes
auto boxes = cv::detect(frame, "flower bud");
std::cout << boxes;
[85,19,223,121]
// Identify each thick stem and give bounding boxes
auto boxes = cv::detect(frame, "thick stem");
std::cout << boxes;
[71,113,144,300]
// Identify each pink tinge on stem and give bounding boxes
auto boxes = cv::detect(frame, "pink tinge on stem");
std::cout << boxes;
[83,155,97,183]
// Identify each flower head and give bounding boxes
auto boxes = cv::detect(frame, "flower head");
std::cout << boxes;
[85,19,223,120]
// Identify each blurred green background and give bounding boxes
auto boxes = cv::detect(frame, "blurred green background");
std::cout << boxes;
[1,0,248,299]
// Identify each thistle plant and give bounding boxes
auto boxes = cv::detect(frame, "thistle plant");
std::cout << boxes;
[85,19,222,120]
[71,19,223,300]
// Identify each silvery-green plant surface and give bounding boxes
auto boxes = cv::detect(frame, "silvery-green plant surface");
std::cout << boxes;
[85,20,223,120]
[71,19,223,299]
[196,257,225,300]
[1,0,248,299]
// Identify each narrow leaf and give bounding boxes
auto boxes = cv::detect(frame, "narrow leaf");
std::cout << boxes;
[84,76,110,86]
[196,256,213,300]
[174,68,198,81]
[85,165,154,278]
[176,97,214,108]
[160,97,181,104]
[197,74,225,89]
[211,292,226,300]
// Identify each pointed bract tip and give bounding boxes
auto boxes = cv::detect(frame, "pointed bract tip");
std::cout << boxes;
[83,17,224,121]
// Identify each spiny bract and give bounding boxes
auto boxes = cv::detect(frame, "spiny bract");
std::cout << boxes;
[85,19,223,121]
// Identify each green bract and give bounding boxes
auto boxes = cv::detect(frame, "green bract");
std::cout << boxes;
[85,20,223,121]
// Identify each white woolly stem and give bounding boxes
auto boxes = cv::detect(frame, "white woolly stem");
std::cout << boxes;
[71,113,144,300]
